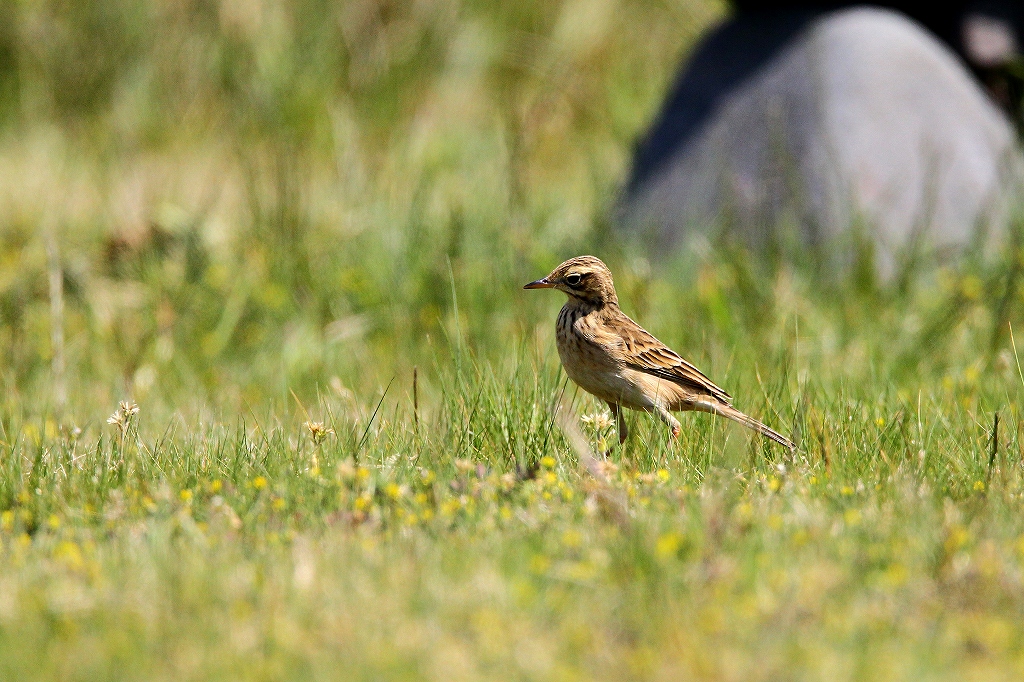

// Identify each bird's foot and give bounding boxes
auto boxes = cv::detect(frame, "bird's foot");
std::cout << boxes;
[670,424,681,440]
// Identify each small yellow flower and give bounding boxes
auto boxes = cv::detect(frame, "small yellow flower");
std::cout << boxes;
[656,532,683,558]
[883,563,908,587]
[253,476,268,490]
[656,469,670,482]
[974,480,986,492]
[945,525,970,553]
[272,497,286,511]
[875,417,885,428]
[540,456,556,469]
[440,498,461,516]
[47,515,60,530]
[54,541,84,571]
[529,554,550,574]
[179,490,193,502]
[562,530,583,548]
[209,480,222,493]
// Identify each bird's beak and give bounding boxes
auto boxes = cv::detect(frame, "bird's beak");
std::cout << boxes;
[523,277,555,289]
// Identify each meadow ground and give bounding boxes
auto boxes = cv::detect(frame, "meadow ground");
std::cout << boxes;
[4,1,1024,680]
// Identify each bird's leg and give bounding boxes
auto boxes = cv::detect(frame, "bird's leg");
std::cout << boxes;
[655,405,682,440]
[606,401,628,445]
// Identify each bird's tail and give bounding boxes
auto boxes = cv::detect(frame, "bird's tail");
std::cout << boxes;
[699,402,795,451]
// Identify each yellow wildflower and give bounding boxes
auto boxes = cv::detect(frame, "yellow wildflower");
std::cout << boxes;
[656,532,683,558]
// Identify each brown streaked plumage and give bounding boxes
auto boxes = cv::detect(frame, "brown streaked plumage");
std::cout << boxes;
[525,256,794,450]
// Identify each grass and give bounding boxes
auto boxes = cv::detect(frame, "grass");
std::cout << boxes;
[4,0,1024,679]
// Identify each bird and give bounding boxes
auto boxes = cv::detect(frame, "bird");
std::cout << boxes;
[525,255,794,450]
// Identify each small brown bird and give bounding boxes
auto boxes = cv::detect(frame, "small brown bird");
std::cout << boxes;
[525,256,794,450]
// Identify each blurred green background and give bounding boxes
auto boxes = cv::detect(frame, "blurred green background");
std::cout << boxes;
[4,0,1024,439]
[0,0,725,418]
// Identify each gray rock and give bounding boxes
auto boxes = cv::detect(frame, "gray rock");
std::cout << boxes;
[619,7,1024,270]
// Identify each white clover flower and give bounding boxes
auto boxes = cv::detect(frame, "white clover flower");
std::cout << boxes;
[580,410,613,431]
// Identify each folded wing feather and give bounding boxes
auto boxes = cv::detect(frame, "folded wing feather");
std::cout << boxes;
[615,317,733,405]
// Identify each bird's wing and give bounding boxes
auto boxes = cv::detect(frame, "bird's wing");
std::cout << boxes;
[614,314,732,404]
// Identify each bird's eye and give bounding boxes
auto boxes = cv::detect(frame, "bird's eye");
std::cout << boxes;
[565,273,582,286]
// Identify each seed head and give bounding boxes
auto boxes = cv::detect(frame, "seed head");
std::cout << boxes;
[304,421,334,446]
[107,400,139,433]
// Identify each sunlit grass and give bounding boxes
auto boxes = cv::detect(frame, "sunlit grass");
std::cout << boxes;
[3,323,1024,679]
[4,0,1024,679]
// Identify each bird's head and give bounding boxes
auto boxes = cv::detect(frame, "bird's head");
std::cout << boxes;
[524,255,618,305]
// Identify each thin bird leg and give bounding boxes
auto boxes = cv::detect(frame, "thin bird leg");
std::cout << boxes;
[654,404,682,440]
[606,401,628,444]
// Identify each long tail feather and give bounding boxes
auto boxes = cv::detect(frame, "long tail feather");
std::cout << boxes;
[697,402,795,450]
